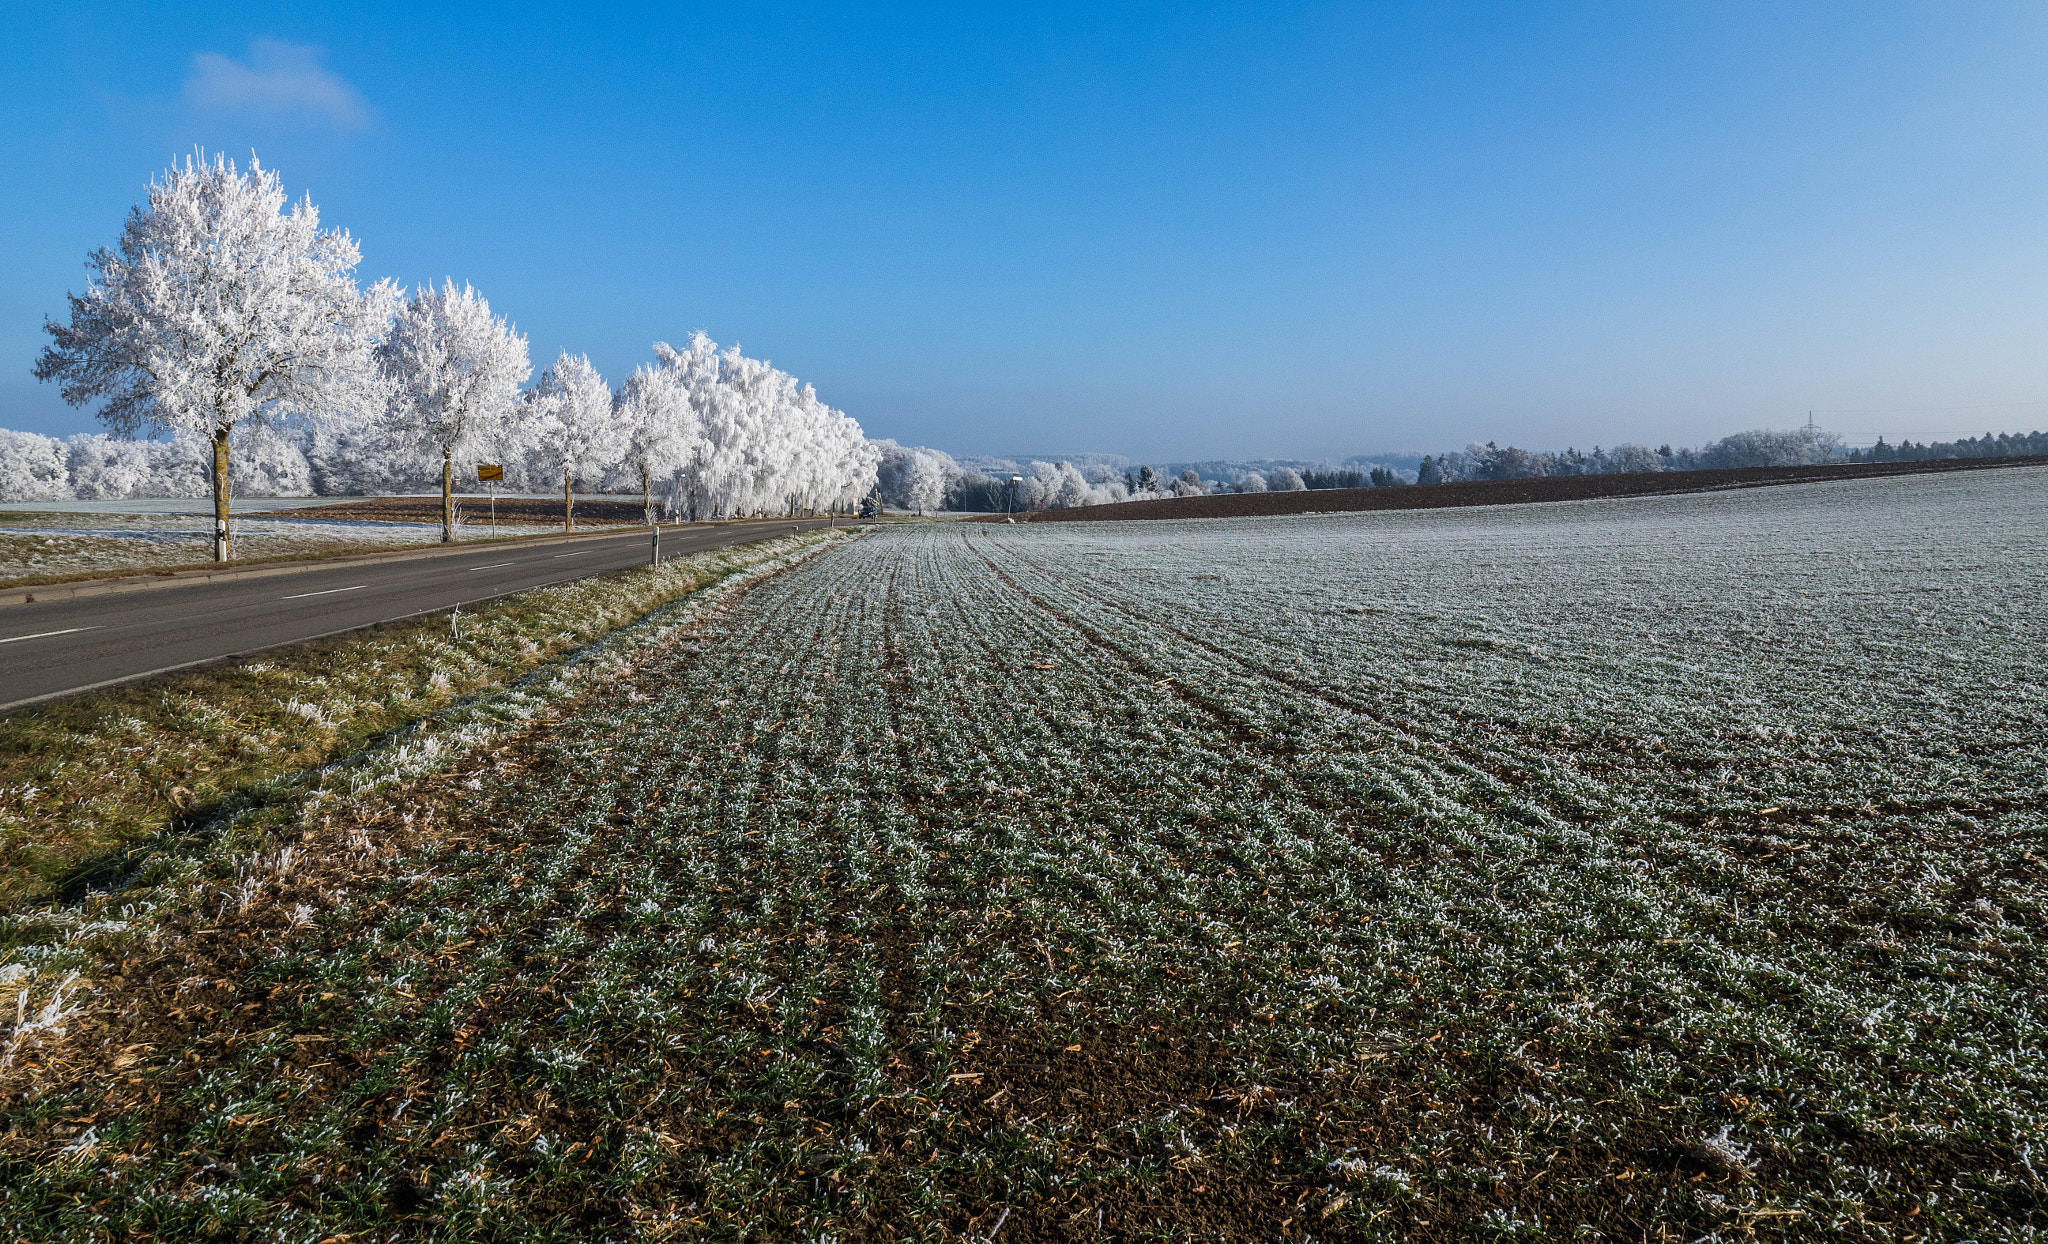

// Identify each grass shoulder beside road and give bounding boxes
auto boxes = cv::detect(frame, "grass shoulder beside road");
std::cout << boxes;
[0,526,858,913]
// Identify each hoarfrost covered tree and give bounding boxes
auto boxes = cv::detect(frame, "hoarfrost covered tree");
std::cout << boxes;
[230,423,316,496]
[33,152,391,560]
[1692,427,1842,469]
[377,281,530,542]
[615,361,701,522]
[0,432,72,502]
[876,440,952,514]
[654,332,877,520]
[1267,466,1307,491]
[65,434,207,499]
[0,431,72,501]
[1605,443,1665,474]
[523,352,625,532]
[1234,470,1268,493]
[651,333,723,520]
[1018,460,1127,509]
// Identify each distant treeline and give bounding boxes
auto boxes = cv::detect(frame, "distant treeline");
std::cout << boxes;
[868,425,2047,513]
[1844,429,2047,463]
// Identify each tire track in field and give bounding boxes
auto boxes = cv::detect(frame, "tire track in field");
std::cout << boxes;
[955,526,1524,865]
[975,527,1629,835]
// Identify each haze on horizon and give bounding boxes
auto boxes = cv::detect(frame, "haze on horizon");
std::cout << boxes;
[3,2,2045,463]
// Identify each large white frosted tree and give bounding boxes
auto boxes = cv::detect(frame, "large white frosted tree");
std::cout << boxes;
[615,362,701,523]
[523,352,625,532]
[876,440,953,514]
[33,152,389,561]
[377,281,529,542]
[652,332,878,520]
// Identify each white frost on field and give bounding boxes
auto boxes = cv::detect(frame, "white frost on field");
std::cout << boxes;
[476,464,2029,1230]
[3,469,2040,1233]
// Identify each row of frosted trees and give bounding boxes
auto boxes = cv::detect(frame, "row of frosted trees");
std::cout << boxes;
[32,152,877,558]
[372,288,877,542]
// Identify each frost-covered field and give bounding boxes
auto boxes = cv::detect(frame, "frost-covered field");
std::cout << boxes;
[0,510,555,580]
[2,468,2044,1241]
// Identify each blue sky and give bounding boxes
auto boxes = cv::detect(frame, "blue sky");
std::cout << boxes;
[4,2,2046,460]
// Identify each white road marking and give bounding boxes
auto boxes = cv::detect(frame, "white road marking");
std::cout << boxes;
[552,551,588,558]
[0,625,101,645]
[466,561,518,571]
[281,585,367,600]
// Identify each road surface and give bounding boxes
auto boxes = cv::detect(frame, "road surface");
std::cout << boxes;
[0,520,836,712]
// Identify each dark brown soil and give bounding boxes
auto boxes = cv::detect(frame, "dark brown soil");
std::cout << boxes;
[1013,455,2048,522]
[285,496,654,526]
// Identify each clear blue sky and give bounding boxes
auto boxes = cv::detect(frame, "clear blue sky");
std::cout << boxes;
[4,2,2045,460]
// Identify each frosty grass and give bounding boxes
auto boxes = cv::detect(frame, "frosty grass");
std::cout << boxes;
[1,466,2044,1240]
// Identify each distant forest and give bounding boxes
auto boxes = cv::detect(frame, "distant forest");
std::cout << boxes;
[869,425,2045,512]
[1843,429,2047,463]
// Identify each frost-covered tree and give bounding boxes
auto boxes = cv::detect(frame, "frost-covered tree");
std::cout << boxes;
[1693,427,1842,469]
[1604,443,1665,474]
[1267,466,1307,491]
[0,431,71,501]
[62,434,150,500]
[64,433,207,499]
[876,440,953,514]
[651,332,877,520]
[33,152,391,560]
[615,361,701,522]
[377,281,529,541]
[230,423,316,496]
[1234,470,1268,493]
[1015,460,1128,510]
[522,352,625,532]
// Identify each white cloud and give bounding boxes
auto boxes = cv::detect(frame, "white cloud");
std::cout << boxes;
[184,38,373,130]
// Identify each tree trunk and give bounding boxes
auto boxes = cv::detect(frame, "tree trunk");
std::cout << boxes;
[441,453,456,543]
[643,465,653,527]
[564,469,574,534]
[211,431,232,562]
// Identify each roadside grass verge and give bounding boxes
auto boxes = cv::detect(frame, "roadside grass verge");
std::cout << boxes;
[0,527,856,914]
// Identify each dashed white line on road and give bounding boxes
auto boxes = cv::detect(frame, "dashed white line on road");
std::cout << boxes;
[552,551,588,557]
[0,625,101,645]
[282,585,368,600]
[466,562,519,571]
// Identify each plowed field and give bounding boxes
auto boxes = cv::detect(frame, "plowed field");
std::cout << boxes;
[1018,453,2048,522]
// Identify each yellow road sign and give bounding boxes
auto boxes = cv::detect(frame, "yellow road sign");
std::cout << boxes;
[477,464,504,482]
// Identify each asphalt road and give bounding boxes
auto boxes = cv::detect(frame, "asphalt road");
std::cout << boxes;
[0,520,837,712]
